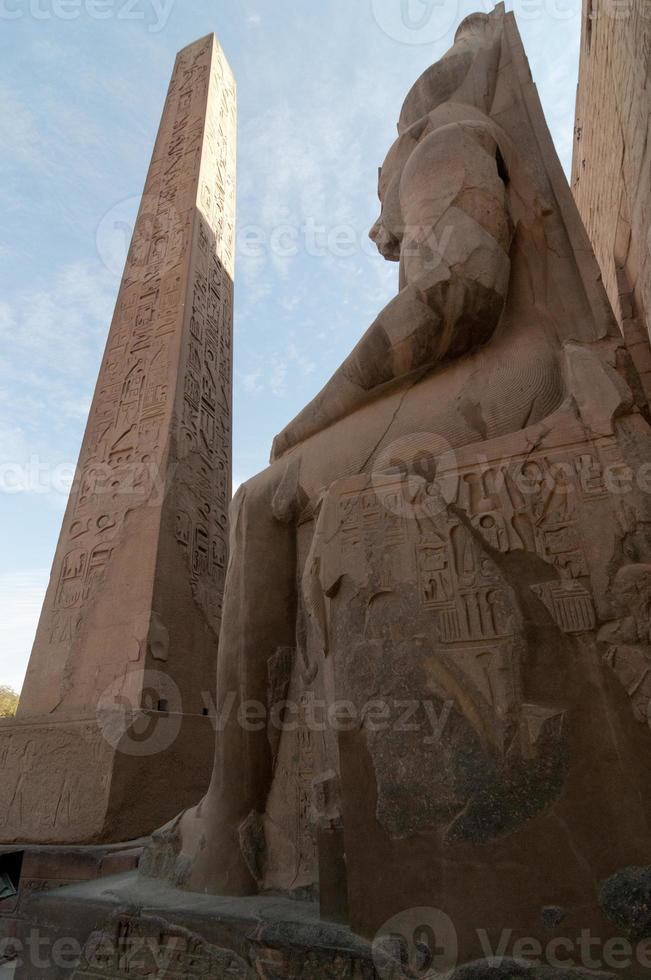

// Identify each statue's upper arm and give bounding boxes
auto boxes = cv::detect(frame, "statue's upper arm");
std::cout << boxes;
[399,121,511,248]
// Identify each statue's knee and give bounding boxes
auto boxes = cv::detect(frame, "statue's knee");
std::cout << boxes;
[230,473,264,521]
[230,464,284,523]
[228,481,248,525]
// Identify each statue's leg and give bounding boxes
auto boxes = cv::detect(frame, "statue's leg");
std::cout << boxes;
[177,461,298,895]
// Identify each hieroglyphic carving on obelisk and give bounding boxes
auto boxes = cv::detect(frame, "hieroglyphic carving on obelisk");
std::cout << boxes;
[0,34,236,844]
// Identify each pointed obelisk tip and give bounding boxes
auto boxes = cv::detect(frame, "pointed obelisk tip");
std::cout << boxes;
[176,32,216,57]
[176,32,234,75]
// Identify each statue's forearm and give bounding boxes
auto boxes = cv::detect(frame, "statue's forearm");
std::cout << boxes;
[270,285,434,462]
[271,265,508,461]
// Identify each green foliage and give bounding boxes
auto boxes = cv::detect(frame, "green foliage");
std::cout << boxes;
[0,686,19,718]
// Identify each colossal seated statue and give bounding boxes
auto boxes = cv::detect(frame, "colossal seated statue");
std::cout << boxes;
[144,6,651,963]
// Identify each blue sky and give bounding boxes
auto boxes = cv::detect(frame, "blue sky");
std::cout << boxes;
[0,0,582,693]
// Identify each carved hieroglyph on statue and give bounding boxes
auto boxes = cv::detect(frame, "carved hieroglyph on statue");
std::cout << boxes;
[142,6,651,965]
[0,34,236,845]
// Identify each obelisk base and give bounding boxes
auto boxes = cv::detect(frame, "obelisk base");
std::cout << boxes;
[0,710,213,845]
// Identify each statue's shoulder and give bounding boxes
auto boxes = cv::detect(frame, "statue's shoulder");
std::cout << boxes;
[399,103,508,175]
[420,102,506,144]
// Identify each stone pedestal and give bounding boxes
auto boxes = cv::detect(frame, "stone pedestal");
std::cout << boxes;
[3,873,634,979]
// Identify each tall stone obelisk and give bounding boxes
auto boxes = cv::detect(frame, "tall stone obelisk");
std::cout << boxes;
[0,34,236,844]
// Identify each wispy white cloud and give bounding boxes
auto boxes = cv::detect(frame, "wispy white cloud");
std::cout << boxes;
[240,369,263,393]
[0,260,116,534]
[0,569,49,693]
[236,341,316,400]
[0,261,115,425]
[269,357,288,397]
[0,88,40,167]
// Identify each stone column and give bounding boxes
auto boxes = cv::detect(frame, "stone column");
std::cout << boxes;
[0,34,236,844]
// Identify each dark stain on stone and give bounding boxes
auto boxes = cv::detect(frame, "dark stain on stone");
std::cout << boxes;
[445,736,569,844]
[457,396,489,440]
[541,904,567,930]
[600,865,651,941]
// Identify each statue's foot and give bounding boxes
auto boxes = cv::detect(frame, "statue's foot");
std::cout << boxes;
[140,794,258,896]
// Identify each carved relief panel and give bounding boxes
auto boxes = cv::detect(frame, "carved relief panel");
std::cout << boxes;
[305,418,649,846]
